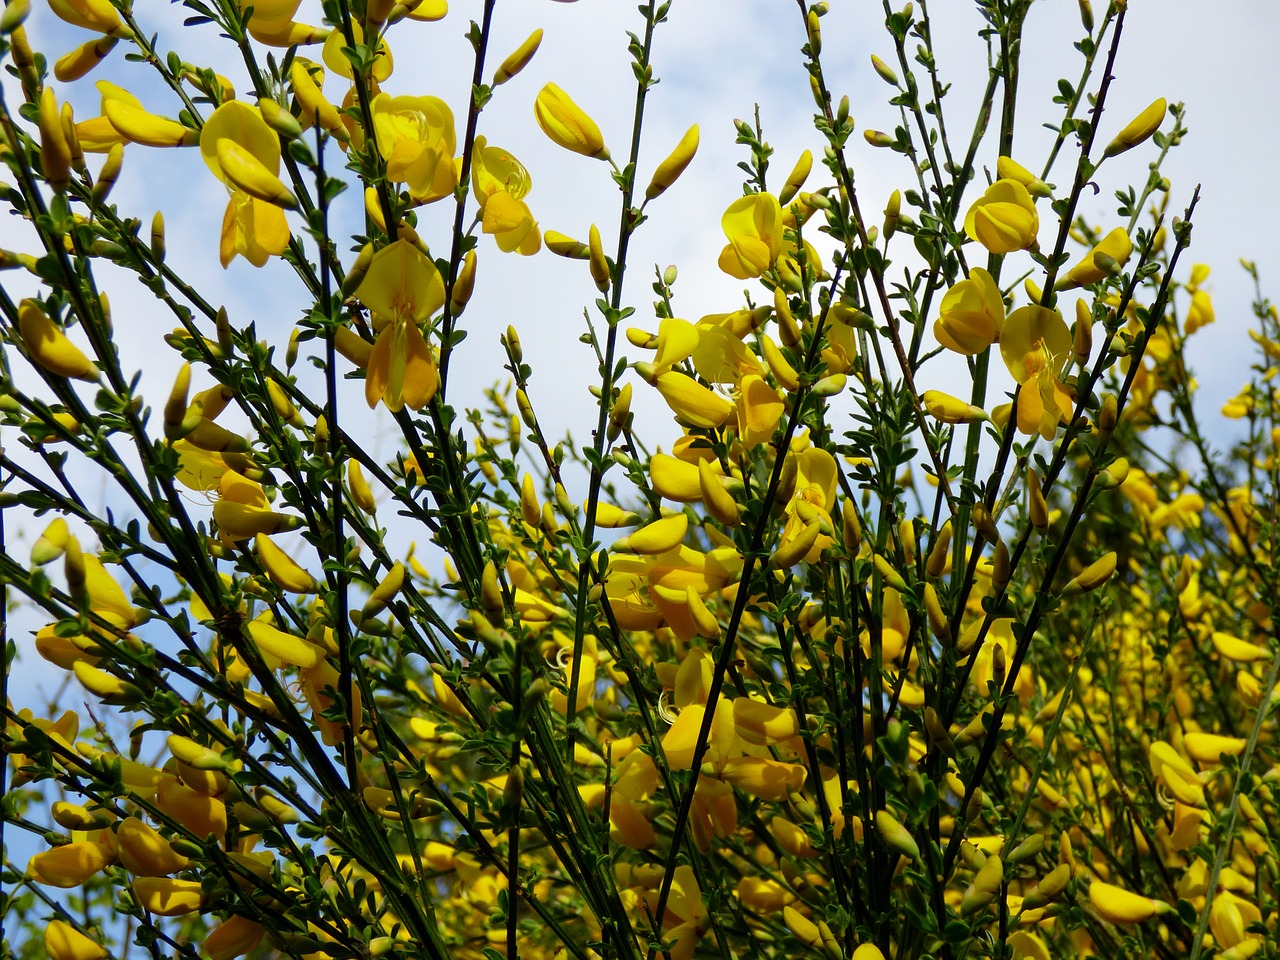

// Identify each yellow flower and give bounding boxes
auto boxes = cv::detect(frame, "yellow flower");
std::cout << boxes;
[200,101,292,267]
[648,865,707,960]
[213,470,303,541]
[534,82,608,159]
[1058,226,1133,289]
[655,372,733,429]
[718,193,785,278]
[49,0,129,37]
[472,136,540,254]
[934,266,1004,354]
[1000,305,1074,440]
[203,916,266,960]
[1088,880,1170,925]
[964,179,1039,254]
[45,920,107,960]
[735,374,784,446]
[322,20,392,81]
[28,840,115,887]
[355,240,445,411]
[371,93,457,203]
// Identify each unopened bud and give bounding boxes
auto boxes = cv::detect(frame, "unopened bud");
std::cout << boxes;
[870,54,898,86]
[1061,551,1116,596]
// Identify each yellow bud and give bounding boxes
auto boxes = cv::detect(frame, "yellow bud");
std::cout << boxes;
[646,124,699,200]
[841,501,862,555]
[0,0,31,33]
[257,97,303,140]
[1061,551,1116,596]
[926,521,952,577]
[761,333,799,391]
[362,562,406,618]
[544,230,590,259]
[255,533,316,593]
[770,520,822,570]
[266,378,304,427]
[924,582,950,644]
[883,188,902,238]
[451,249,477,317]
[45,919,107,960]
[873,553,907,592]
[805,8,821,54]
[520,473,540,528]
[534,82,608,160]
[1098,392,1118,435]
[1023,863,1071,910]
[588,224,609,291]
[55,35,116,83]
[1028,468,1049,531]
[38,87,72,193]
[72,660,143,704]
[32,517,72,565]
[991,540,1010,591]
[779,149,813,206]
[699,458,740,526]
[1104,98,1166,158]
[480,559,504,618]
[148,210,166,262]
[493,28,542,85]
[781,905,819,947]
[923,390,986,424]
[874,809,920,861]
[1088,880,1170,925]
[775,286,801,347]
[962,853,1004,916]
[864,129,895,148]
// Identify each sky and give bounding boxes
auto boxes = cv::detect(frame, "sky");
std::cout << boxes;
[5,0,1279,705]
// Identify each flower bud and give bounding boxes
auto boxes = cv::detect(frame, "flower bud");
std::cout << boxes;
[646,124,699,200]
[882,188,902,239]
[779,149,813,206]
[257,97,303,140]
[805,8,821,53]
[1088,880,1171,925]
[1061,551,1116,596]
[1028,468,1049,531]
[1023,863,1071,910]
[875,809,920,861]
[493,28,543,85]
[588,224,610,291]
[534,83,608,160]
[1103,99,1166,158]
[864,129,895,148]
[923,390,987,425]
[961,853,1004,916]
[870,54,898,85]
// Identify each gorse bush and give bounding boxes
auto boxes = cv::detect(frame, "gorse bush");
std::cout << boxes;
[0,1,1277,959]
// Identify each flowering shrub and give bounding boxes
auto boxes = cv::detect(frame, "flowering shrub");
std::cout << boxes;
[1,2,1277,960]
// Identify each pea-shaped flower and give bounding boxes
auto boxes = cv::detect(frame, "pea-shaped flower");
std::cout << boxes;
[964,179,1039,254]
[199,101,291,267]
[718,193,785,279]
[1000,304,1074,440]
[355,239,445,412]
[471,136,540,255]
[934,266,1005,354]
[371,93,457,204]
